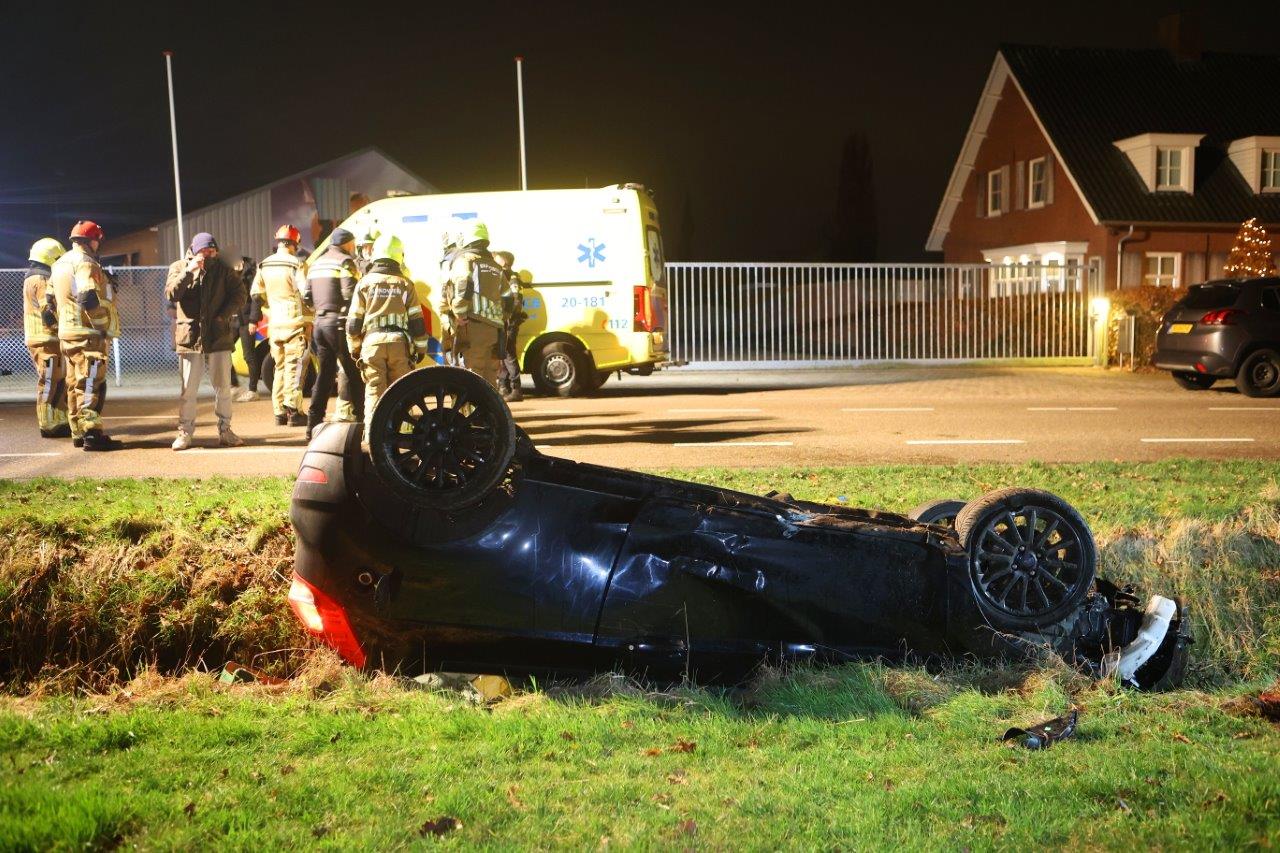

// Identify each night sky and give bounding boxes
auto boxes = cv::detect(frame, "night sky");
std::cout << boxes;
[3,1,1276,266]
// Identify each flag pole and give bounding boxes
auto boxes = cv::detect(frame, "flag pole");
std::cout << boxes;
[163,50,186,255]
[515,56,528,191]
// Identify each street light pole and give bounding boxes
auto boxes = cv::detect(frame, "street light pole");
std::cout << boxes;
[515,56,528,191]
[163,50,186,256]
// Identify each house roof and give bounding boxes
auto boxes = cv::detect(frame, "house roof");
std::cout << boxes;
[927,44,1280,251]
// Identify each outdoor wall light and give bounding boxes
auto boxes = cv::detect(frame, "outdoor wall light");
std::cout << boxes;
[1089,296,1112,320]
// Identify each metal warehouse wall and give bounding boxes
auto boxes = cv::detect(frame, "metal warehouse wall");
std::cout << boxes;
[156,189,273,265]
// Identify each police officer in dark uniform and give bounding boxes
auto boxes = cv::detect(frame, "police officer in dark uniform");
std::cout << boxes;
[301,227,364,439]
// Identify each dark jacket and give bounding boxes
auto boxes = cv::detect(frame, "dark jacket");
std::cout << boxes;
[165,255,243,354]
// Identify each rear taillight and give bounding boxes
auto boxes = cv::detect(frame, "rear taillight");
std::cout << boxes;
[287,573,367,667]
[633,285,653,332]
[1200,309,1243,325]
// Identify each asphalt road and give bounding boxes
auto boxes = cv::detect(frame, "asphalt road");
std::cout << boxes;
[1,366,1277,479]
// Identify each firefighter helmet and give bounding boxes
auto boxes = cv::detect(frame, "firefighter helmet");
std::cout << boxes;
[371,234,405,266]
[29,237,67,266]
[463,221,490,246]
[69,220,105,242]
[274,224,302,245]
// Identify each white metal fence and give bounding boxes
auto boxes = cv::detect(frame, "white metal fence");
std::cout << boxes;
[1,261,1103,383]
[665,260,1103,366]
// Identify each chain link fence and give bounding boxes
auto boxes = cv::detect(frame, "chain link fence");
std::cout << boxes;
[1,267,175,388]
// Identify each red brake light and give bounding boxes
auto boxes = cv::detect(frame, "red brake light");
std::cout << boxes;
[633,285,653,332]
[1200,309,1242,325]
[297,465,328,484]
[287,572,366,667]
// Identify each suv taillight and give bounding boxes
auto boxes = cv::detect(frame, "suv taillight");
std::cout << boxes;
[1200,309,1243,325]
[633,285,654,332]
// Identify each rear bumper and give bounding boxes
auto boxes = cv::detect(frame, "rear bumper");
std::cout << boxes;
[1152,350,1235,377]
[1153,327,1244,377]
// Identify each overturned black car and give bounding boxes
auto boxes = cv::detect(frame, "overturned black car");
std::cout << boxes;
[289,368,1190,690]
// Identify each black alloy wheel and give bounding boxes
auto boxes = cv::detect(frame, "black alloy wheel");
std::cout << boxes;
[907,498,967,528]
[955,488,1097,630]
[1171,371,1216,390]
[1237,349,1280,398]
[368,367,517,511]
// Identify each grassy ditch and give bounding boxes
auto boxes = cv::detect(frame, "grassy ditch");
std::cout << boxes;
[2,662,1278,849]
[2,461,1279,692]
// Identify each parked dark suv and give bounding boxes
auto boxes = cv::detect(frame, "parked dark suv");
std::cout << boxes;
[1153,277,1280,397]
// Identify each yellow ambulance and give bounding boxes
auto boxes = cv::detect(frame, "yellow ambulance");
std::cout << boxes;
[329,184,669,396]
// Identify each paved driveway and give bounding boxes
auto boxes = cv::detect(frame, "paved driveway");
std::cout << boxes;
[0,366,1276,478]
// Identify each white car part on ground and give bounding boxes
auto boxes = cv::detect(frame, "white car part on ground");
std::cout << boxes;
[1105,595,1178,686]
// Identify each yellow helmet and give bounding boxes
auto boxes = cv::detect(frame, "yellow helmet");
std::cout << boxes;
[463,221,490,245]
[371,234,404,266]
[29,237,67,266]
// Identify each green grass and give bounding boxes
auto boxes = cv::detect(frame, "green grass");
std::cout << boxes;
[1,667,1278,850]
[1,463,1279,848]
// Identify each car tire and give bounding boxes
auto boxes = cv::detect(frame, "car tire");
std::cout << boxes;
[907,498,966,528]
[531,342,598,397]
[954,488,1097,631]
[1236,349,1280,398]
[1171,371,1216,390]
[367,366,517,511]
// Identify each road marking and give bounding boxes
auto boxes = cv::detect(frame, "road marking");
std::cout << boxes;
[520,409,574,415]
[1140,437,1255,444]
[0,452,61,458]
[667,407,763,414]
[1026,406,1118,411]
[534,444,555,450]
[673,441,794,447]
[1208,407,1280,412]
[186,447,304,454]
[842,407,935,413]
[906,439,1025,445]
[102,415,175,420]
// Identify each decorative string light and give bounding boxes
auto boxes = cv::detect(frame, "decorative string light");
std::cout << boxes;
[1223,217,1277,278]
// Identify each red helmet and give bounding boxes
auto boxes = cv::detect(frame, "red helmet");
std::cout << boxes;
[70,220,105,242]
[274,224,302,245]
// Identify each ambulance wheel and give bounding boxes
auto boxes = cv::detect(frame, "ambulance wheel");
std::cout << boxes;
[532,342,597,397]
[368,366,517,511]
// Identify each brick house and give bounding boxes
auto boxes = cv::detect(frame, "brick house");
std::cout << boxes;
[926,43,1280,290]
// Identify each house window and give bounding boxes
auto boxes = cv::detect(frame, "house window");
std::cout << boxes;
[1263,150,1280,192]
[987,169,1004,216]
[1028,158,1047,208]
[1156,148,1186,190]
[1144,253,1180,288]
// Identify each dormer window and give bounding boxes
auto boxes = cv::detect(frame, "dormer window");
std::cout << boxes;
[1226,136,1280,194]
[1113,133,1203,193]
[1155,148,1185,190]
[1263,150,1280,192]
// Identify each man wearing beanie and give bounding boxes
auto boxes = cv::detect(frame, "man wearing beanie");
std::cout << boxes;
[300,227,364,440]
[165,232,246,450]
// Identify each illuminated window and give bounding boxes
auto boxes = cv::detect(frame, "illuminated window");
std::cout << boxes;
[1144,253,1180,287]
[1156,148,1185,190]
[1028,158,1047,208]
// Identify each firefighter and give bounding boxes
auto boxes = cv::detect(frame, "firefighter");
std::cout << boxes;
[346,234,429,436]
[302,227,364,440]
[48,220,122,451]
[436,230,463,365]
[354,228,378,276]
[250,225,311,426]
[23,238,70,437]
[491,250,527,402]
[445,221,504,387]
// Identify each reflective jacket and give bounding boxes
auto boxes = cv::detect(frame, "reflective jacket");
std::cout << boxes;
[447,243,505,328]
[22,262,58,345]
[50,246,118,340]
[302,245,359,318]
[347,259,429,352]
[250,250,310,341]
